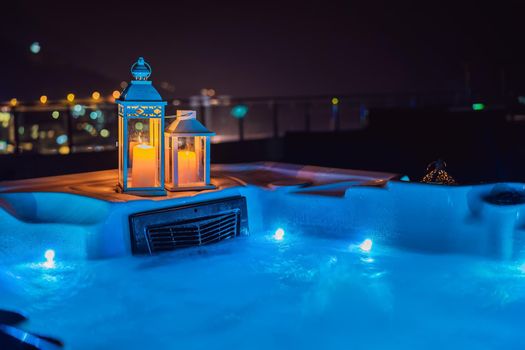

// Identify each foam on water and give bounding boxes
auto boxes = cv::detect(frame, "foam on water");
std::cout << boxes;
[1,230,525,349]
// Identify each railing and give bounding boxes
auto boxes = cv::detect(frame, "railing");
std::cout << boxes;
[0,92,509,156]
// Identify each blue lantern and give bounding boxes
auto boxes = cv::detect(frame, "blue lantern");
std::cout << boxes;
[116,57,167,196]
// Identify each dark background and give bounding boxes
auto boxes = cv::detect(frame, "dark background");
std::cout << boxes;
[1,1,525,183]
[1,1,525,100]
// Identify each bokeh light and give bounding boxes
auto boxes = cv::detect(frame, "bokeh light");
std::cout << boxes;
[472,103,485,111]
[72,104,86,117]
[231,104,248,119]
[30,42,41,54]
[58,145,70,155]
[56,134,68,145]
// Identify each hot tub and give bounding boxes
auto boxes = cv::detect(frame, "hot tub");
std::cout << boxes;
[0,163,524,349]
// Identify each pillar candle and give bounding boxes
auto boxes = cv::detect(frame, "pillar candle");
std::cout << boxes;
[132,144,156,187]
[177,150,198,184]
[129,141,139,165]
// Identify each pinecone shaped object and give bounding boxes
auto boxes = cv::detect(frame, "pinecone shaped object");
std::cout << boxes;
[421,159,456,185]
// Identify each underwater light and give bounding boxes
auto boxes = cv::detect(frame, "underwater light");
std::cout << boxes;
[519,263,525,274]
[43,249,56,269]
[274,228,285,241]
[359,239,373,252]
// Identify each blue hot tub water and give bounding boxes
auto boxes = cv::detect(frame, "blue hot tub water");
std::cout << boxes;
[1,169,525,349]
[1,229,525,349]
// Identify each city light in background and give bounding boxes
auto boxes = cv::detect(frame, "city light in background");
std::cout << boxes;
[472,103,485,111]
[29,41,40,54]
[230,104,248,119]
[0,1,522,189]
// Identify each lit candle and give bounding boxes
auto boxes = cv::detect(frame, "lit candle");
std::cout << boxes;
[177,150,198,184]
[129,141,139,165]
[132,144,156,187]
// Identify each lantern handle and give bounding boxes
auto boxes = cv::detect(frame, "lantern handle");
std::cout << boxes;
[177,110,197,120]
[130,57,152,80]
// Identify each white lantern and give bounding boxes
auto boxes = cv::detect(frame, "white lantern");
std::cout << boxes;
[165,110,215,191]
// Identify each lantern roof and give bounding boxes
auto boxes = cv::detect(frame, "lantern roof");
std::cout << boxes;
[166,110,216,136]
[117,57,166,103]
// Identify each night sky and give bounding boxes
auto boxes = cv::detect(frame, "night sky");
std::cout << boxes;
[1,1,525,100]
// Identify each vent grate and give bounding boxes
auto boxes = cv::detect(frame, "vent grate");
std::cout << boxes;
[147,211,239,251]
[129,196,248,254]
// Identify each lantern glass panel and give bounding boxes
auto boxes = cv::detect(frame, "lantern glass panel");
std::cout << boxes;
[165,135,173,186]
[127,118,162,188]
[176,136,206,186]
[118,116,123,187]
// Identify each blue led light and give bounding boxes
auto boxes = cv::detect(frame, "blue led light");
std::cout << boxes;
[231,104,248,119]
